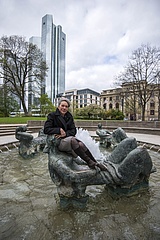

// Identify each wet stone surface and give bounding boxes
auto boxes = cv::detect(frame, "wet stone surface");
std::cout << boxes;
[0,149,160,240]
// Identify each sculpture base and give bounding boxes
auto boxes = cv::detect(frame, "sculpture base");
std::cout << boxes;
[106,181,149,199]
[59,195,89,210]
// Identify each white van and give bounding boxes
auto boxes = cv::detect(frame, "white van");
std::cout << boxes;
[9,112,18,117]
[9,111,24,117]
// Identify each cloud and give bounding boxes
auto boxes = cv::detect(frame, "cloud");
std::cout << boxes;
[0,0,160,93]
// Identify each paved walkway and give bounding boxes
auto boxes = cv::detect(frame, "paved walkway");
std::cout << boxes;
[0,133,38,146]
[126,132,160,146]
[89,131,160,147]
[0,131,159,147]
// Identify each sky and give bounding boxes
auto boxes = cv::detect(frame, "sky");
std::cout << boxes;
[0,0,160,93]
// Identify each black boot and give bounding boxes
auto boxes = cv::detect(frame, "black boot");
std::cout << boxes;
[85,150,97,162]
[73,147,97,169]
[74,147,107,171]
[85,149,108,171]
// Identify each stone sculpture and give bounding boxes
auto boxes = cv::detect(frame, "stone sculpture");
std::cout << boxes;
[96,123,113,148]
[15,126,47,158]
[96,124,129,149]
[47,127,155,209]
[15,125,155,209]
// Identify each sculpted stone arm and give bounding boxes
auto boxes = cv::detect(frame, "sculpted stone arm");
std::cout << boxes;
[48,151,104,185]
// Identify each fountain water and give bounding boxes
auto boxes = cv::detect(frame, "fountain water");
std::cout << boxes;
[4,145,11,151]
[0,141,160,239]
[12,143,18,149]
[75,127,106,161]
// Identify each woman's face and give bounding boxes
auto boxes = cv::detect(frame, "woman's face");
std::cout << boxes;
[58,101,69,116]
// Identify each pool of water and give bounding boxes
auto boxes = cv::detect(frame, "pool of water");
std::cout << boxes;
[0,148,160,240]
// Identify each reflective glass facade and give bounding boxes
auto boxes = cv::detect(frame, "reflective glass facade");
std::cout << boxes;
[28,36,41,110]
[41,14,66,102]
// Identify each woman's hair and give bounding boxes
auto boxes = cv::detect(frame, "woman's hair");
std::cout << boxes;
[58,97,71,107]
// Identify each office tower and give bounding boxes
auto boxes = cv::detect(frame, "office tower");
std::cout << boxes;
[41,14,66,102]
[28,37,41,110]
[29,36,41,48]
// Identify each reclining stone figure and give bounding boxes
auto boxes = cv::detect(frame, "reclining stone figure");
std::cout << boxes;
[47,127,155,209]
[96,123,112,148]
[96,124,127,148]
[15,126,47,158]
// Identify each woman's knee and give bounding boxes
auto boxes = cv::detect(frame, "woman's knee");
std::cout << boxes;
[71,137,79,150]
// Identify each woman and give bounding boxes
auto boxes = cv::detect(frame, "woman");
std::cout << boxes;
[44,97,107,171]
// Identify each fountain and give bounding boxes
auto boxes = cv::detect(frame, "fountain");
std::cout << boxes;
[16,126,153,209]
[96,122,113,148]
[15,125,47,158]
[47,127,155,209]
[1,128,160,239]
[15,126,156,209]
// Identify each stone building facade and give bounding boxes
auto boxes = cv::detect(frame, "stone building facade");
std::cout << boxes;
[55,88,100,113]
[100,83,159,121]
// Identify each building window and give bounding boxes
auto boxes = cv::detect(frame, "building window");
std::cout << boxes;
[90,95,92,104]
[115,103,119,109]
[109,103,112,109]
[150,102,155,108]
[109,97,112,101]
[116,96,119,101]
[103,103,106,109]
[150,110,154,115]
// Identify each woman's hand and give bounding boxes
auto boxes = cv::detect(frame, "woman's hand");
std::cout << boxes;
[55,128,66,138]
[60,128,66,137]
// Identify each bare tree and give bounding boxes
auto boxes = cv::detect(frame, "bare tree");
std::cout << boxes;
[0,35,48,115]
[156,73,160,121]
[116,44,160,121]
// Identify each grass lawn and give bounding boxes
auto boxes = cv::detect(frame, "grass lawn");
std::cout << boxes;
[0,117,47,124]
[0,117,108,124]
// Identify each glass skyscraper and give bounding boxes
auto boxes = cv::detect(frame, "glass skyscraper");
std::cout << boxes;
[41,14,66,102]
[28,36,41,110]
[28,14,66,110]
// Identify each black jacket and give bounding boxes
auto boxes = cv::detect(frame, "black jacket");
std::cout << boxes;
[44,108,77,137]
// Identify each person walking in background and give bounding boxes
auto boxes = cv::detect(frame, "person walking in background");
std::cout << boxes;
[44,97,107,171]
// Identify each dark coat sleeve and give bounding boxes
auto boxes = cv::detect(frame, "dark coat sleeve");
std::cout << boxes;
[43,112,61,135]
[43,110,77,137]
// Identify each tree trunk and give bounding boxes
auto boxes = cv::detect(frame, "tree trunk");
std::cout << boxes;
[21,98,28,115]
[141,104,146,121]
[158,89,160,121]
